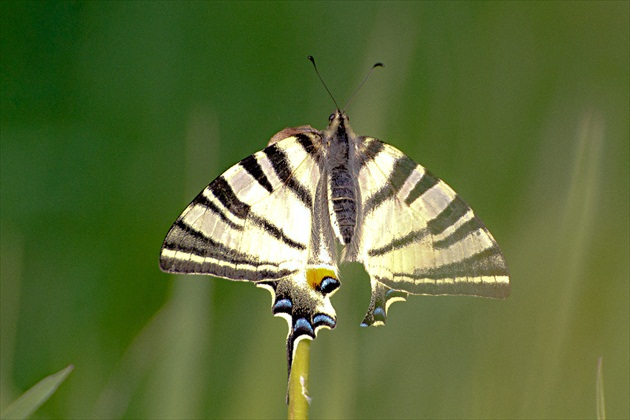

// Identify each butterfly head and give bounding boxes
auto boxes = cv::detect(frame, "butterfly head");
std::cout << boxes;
[324,110,356,146]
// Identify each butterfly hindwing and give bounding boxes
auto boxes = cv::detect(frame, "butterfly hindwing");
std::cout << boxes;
[353,138,509,324]
[160,133,323,281]
[258,265,340,390]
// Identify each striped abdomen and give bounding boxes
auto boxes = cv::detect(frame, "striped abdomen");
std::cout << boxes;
[329,165,358,244]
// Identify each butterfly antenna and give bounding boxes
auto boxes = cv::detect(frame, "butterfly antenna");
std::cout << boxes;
[308,55,341,111]
[343,62,384,112]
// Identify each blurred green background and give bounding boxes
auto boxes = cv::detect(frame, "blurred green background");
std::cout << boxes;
[1,1,628,419]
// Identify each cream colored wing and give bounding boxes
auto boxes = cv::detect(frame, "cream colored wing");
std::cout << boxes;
[160,133,322,281]
[354,138,510,325]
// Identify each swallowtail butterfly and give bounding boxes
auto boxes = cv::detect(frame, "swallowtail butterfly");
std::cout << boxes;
[160,61,510,387]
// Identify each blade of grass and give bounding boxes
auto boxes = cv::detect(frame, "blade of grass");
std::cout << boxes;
[1,364,73,420]
[596,356,605,420]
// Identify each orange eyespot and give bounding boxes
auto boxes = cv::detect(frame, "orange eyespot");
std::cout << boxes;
[306,267,339,294]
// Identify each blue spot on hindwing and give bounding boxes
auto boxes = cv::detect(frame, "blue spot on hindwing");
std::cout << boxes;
[273,298,293,314]
[293,317,315,337]
[319,277,340,295]
[374,306,386,322]
[313,313,336,329]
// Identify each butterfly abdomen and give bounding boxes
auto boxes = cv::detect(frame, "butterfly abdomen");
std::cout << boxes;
[330,167,357,244]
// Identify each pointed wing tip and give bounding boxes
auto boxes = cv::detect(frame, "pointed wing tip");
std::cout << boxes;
[496,284,511,299]
[489,275,511,299]
[158,256,173,273]
[472,282,510,300]
[158,253,187,274]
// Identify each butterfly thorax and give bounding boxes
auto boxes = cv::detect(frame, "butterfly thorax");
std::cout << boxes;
[323,111,360,246]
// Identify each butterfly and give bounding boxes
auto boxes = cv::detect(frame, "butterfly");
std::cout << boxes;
[159,63,510,387]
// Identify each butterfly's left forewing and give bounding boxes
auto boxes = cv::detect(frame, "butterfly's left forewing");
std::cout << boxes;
[160,133,323,281]
[353,137,510,324]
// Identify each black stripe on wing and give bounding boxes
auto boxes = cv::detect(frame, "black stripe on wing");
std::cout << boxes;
[192,192,244,232]
[240,154,274,193]
[401,245,510,279]
[371,246,510,298]
[367,229,428,257]
[210,176,250,219]
[238,132,318,196]
[358,137,385,168]
[264,143,314,209]
[295,133,318,157]
[249,214,307,251]
[363,154,417,215]
[433,217,482,250]
[427,196,470,235]
[160,220,295,279]
[404,169,439,206]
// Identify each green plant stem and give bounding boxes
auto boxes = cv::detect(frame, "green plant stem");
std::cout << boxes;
[287,339,311,420]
